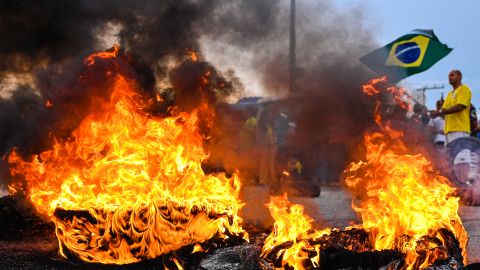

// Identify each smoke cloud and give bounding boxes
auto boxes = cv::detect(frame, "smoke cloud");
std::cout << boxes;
[202,1,380,190]
[0,0,387,200]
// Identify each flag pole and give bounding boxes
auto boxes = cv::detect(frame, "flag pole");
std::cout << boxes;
[289,0,296,95]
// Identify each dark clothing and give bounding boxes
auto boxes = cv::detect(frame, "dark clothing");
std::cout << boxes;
[470,104,478,137]
[273,113,289,147]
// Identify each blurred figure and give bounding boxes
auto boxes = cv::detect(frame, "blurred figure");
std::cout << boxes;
[429,99,445,148]
[237,107,259,185]
[280,155,320,197]
[280,155,303,188]
[257,106,279,193]
[411,103,431,126]
[409,103,435,147]
[470,103,479,137]
[272,109,291,176]
[273,110,289,152]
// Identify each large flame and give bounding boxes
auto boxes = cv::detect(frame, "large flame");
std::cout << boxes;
[8,47,245,264]
[261,77,468,269]
[261,194,330,270]
[346,127,467,268]
[346,78,468,269]
[362,76,411,125]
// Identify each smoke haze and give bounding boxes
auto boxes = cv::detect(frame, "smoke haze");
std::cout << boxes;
[0,0,383,198]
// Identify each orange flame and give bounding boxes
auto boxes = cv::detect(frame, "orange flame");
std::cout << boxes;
[261,194,330,270]
[362,76,409,109]
[362,76,411,124]
[84,44,121,66]
[346,128,467,268]
[8,47,246,264]
[187,48,199,62]
[261,78,468,269]
[45,99,54,108]
[346,78,468,268]
[172,257,184,270]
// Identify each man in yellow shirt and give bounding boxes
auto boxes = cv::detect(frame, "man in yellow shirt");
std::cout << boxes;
[432,70,471,145]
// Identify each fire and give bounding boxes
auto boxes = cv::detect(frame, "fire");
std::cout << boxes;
[346,127,467,268]
[261,194,330,270]
[362,76,409,110]
[261,78,468,269]
[45,99,54,108]
[8,47,246,264]
[362,76,411,124]
[187,48,199,62]
[84,44,121,66]
[346,79,468,269]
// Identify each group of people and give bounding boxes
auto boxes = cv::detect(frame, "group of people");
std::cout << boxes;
[401,69,480,205]
[236,69,475,194]
[237,105,293,191]
[412,69,475,147]
[237,107,321,196]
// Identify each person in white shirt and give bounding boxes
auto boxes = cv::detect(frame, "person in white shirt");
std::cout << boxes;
[429,99,445,148]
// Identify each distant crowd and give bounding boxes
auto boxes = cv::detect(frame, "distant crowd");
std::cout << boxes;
[410,97,479,149]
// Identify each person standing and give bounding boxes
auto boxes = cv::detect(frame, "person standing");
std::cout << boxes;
[470,103,479,137]
[431,70,472,145]
[430,99,446,148]
[257,107,279,193]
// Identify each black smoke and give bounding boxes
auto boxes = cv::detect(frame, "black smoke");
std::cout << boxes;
[0,0,385,194]
[0,0,282,159]
[202,2,380,187]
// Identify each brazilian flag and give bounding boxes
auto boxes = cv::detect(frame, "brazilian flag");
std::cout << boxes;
[360,29,452,83]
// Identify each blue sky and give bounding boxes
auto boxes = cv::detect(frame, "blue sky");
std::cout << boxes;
[339,0,480,109]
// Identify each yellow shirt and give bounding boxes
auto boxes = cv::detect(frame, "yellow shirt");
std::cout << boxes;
[443,84,471,134]
[238,117,258,150]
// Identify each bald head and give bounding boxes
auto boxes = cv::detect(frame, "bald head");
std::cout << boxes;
[448,69,462,88]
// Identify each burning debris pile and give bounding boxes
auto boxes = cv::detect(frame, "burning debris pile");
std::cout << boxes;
[259,196,464,270]
[0,1,474,269]
[7,47,247,264]
[345,78,467,269]
[1,50,471,269]
[255,78,468,270]
[344,127,467,268]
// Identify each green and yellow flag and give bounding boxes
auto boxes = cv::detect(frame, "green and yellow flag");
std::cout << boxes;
[360,29,452,83]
